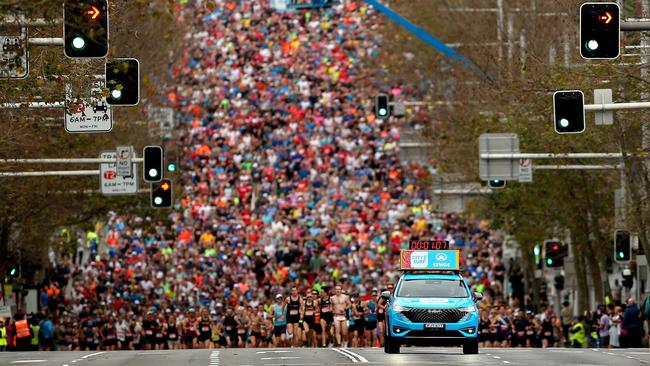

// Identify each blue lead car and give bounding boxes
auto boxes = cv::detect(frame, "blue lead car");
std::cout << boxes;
[383,249,482,354]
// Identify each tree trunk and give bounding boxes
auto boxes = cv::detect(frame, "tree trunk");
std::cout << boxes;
[572,229,590,314]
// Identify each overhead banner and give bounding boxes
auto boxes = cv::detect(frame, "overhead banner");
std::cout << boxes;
[400,250,460,271]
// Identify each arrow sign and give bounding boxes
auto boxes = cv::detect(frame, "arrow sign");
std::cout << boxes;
[599,12,612,24]
[87,6,101,19]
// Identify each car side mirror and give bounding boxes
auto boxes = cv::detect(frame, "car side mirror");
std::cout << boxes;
[381,290,391,300]
[474,292,483,301]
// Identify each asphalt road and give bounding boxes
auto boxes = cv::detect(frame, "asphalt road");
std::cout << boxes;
[1,348,650,366]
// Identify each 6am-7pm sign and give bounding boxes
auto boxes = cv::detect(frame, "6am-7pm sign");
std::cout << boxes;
[100,152,138,195]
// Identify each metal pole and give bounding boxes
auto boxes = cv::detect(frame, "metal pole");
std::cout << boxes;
[621,21,650,31]
[533,164,622,170]
[0,170,100,177]
[481,153,623,159]
[0,102,64,109]
[0,16,61,27]
[432,189,493,195]
[0,158,144,164]
[27,38,64,46]
[584,101,650,111]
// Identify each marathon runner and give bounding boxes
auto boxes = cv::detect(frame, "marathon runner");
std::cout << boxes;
[302,289,320,347]
[286,287,303,347]
[377,286,389,347]
[364,290,379,347]
[319,288,334,347]
[249,305,265,348]
[167,315,180,350]
[101,315,117,351]
[271,294,287,347]
[332,286,351,347]
[235,307,248,348]
[350,294,365,347]
[181,308,199,349]
[223,308,238,348]
[198,308,213,348]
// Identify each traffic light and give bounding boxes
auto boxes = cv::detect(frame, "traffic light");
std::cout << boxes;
[614,229,631,262]
[545,241,564,268]
[167,163,177,173]
[554,274,564,291]
[622,268,634,289]
[8,267,17,278]
[580,2,620,60]
[106,58,140,106]
[488,179,506,189]
[64,0,109,58]
[151,179,173,208]
[553,91,585,134]
[375,94,390,119]
[143,146,163,182]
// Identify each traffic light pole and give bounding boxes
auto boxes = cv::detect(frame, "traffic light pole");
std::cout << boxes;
[621,21,650,31]
[28,38,64,46]
[480,152,623,159]
[0,158,145,178]
[584,101,650,111]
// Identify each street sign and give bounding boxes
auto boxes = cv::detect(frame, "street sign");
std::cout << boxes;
[518,158,533,183]
[116,145,133,177]
[479,133,520,181]
[148,107,174,138]
[0,27,28,79]
[100,151,138,195]
[65,80,112,133]
[594,88,614,125]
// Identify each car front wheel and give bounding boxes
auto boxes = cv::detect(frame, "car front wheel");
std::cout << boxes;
[462,338,479,354]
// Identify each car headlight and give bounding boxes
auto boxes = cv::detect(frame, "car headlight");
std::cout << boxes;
[392,304,410,312]
[458,305,477,312]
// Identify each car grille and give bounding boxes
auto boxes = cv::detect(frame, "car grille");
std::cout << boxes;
[403,308,467,323]
[405,330,463,338]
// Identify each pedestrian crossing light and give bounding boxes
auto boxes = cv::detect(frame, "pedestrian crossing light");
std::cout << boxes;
[151,179,173,208]
[64,0,109,59]
[143,146,163,182]
[375,94,389,119]
[580,2,620,60]
[614,229,631,262]
[553,91,585,134]
[106,58,140,106]
[488,179,506,189]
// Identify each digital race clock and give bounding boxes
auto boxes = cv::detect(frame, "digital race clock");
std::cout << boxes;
[408,240,450,250]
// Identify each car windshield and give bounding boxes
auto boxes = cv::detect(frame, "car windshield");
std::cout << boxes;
[397,279,469,298]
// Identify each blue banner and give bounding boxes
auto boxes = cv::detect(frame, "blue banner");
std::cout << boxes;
[362,0,495,81]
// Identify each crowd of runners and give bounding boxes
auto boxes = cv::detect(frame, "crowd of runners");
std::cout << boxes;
[7,0,644,352]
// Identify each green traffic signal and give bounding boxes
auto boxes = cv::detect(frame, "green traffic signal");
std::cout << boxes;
[167,163,177,172]
[9,267,17,277]
[546,258,553,266]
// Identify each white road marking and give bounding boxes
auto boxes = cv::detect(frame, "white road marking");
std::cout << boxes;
[331,348,358,363]
[607,352,616,355]
[259,357,300,360]
[256,350,293,354]
[493,356,501,359]
[210,351,220,366]
[627,352,650,355]
[340,348,369,363]
[138,351,171,355]
[503,362,511,364]
[10,361,47,364]
[81,352,106,359]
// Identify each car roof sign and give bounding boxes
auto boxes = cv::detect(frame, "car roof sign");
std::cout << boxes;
[400,250,460,271]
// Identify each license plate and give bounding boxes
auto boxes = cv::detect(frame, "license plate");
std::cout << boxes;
[424,323,444,329]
